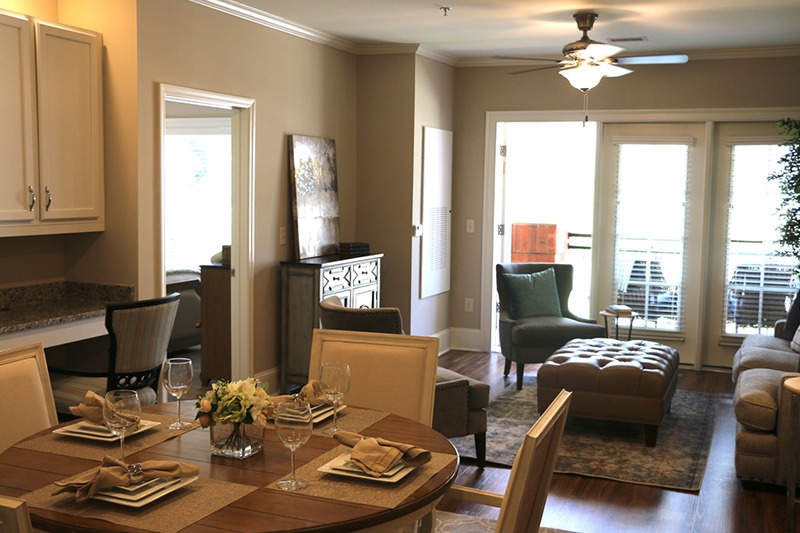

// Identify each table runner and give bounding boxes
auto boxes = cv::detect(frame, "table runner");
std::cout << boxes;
[267,444,456,509]
[14,413,199,461]
[23,474,255,533]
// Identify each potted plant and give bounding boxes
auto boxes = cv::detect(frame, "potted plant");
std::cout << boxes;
[768,118,800,266]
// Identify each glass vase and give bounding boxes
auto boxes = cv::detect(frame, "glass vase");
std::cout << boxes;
[209,421,264,459]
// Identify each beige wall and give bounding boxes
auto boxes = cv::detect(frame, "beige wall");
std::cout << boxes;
[134,0,359,375]
[450,56,800,331]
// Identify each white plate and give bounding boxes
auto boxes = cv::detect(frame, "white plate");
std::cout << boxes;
[95,477,184,502]
[311,404,346,424]
[92,476,198,508]
[317,453,415,483]
[53,420,161,442]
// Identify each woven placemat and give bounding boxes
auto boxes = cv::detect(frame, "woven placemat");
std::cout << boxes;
[265,407,389,436]
[23,474,255,533]
[267,444,456,509]
[15,414,199,461]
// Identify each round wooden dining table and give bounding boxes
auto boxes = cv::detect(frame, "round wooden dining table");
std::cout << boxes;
[0,401,459,532]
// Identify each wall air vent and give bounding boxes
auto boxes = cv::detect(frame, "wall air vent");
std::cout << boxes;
[607,36,649,43]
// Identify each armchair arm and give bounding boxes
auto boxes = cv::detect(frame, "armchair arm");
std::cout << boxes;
[775,319,787,338]
[562,309,598,324]
[444,485,504,508]
[433,377,470,437]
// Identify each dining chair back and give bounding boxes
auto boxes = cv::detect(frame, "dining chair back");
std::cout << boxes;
[443,389,572,533]
[49,294,180,415]
[308,328,438,425]
[0,343,58,454]
[0,495,34,533]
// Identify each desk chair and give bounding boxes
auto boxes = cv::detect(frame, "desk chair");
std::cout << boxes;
[319,296,490,467]
[49,294,180,416]
[0,495,34,533]
[440,389,572,533]
[0,343,58,454]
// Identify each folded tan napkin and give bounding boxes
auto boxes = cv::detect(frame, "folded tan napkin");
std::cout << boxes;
[68,390,108,424]
[271,380,332,407]
[54,455,200,502]
[69,390,140,426]
[334,431,431,477]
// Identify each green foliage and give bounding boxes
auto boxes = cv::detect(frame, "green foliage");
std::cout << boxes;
[767,118,800,263]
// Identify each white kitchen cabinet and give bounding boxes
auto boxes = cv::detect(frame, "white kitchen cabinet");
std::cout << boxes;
[0,12,103,237]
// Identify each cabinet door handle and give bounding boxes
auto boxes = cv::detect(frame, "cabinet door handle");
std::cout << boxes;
[45,186,53,211]
[28,186,36,211]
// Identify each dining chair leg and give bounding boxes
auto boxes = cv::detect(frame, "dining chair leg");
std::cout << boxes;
[474,432,486,468]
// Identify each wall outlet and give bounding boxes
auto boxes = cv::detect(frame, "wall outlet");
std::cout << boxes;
[466,219,475,233]
[279,226,287,246]
[465,297,474,313]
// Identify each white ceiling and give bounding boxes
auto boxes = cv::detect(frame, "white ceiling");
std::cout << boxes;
[233,0,800,63]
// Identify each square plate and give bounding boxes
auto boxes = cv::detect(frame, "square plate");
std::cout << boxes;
[52,420,161,442]
[317,453,415,483]
[311,404,346,424]
[92,476,198,507]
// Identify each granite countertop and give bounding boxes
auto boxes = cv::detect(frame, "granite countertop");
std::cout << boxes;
[0,282,134,335]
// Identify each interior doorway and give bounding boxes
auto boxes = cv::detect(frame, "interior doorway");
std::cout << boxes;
[159,84,255,380]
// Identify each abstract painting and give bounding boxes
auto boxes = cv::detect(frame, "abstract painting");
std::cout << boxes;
[289,135,340,259]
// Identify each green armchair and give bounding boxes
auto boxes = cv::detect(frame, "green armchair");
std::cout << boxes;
[496,263,604,390]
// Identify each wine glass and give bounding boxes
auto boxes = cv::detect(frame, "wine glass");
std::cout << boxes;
[103,389,142,460]
[275,398,313,491]
[162,357,194,430]
[318,362,351,436]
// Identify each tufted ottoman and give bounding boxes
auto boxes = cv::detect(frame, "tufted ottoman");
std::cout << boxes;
[537,338,680,446]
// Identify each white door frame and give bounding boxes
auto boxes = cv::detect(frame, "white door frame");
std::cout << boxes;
[159,84,256,379]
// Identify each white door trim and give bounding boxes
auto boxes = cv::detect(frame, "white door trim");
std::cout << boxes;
[159,84,256,379]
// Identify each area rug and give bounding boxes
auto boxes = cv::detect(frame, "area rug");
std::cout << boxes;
[450,376,720,491]
[435,510,574,533]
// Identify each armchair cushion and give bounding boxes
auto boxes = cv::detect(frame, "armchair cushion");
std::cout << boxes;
[501,268,561,319]
[510,316,603,347]
[734,368,782,432]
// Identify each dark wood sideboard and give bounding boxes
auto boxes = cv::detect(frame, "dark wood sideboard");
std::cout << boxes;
[280,253,382,392]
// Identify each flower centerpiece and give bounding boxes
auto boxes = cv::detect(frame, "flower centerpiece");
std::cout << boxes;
[195,378,275,459]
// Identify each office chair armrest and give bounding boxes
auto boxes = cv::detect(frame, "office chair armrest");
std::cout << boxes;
[445,485,503,508]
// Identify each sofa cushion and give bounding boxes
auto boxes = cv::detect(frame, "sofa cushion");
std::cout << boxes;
[501,268,561,319]
[732,336,797,382]
[734,368,785,432]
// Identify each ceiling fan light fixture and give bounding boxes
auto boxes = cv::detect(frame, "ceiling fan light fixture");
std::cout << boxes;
[559,63,604,92]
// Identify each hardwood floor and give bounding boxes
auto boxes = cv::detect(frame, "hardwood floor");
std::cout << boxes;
[436,350,794,533]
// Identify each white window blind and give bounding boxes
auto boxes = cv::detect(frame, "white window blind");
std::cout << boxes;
[723,142,795,335]
[613,142,692,331]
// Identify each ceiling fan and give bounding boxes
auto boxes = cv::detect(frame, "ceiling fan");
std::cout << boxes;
[498,12,688,92]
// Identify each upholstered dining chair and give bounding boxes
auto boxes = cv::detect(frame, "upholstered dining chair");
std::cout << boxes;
[0,343,58,454]
[318,295,490,467]
[496,263,605,390]
[48,293,180,416]
[0,495,34,533]
[308,328,439,425]
[439,389,572,533]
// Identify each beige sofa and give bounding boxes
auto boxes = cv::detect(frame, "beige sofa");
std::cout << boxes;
[733,320,800,484]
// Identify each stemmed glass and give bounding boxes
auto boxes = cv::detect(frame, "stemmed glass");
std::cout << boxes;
[162,357,194,430]
[103,389,142,460]
[318,362,351,436]
[275,398,313,491]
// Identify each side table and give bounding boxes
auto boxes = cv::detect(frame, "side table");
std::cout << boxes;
[599,310,638,341]
[784,376,800,532]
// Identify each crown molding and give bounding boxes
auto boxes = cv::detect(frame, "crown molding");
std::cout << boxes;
[189,1,800,67]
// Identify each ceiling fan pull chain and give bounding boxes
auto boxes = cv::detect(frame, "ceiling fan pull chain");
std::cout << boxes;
[583,90,589,126]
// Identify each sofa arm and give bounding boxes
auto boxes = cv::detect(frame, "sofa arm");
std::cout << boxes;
[775,319,787,339]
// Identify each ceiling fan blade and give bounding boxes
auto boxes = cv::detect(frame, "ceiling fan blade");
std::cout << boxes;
[615,54,689,65]
[509,64,564,75]
[596,63,633,78]
[579,42,625,60]
[493,55,562,63]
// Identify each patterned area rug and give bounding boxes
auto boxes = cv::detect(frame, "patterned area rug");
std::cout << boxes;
[451,376,720,491]
[435,510,575,533]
